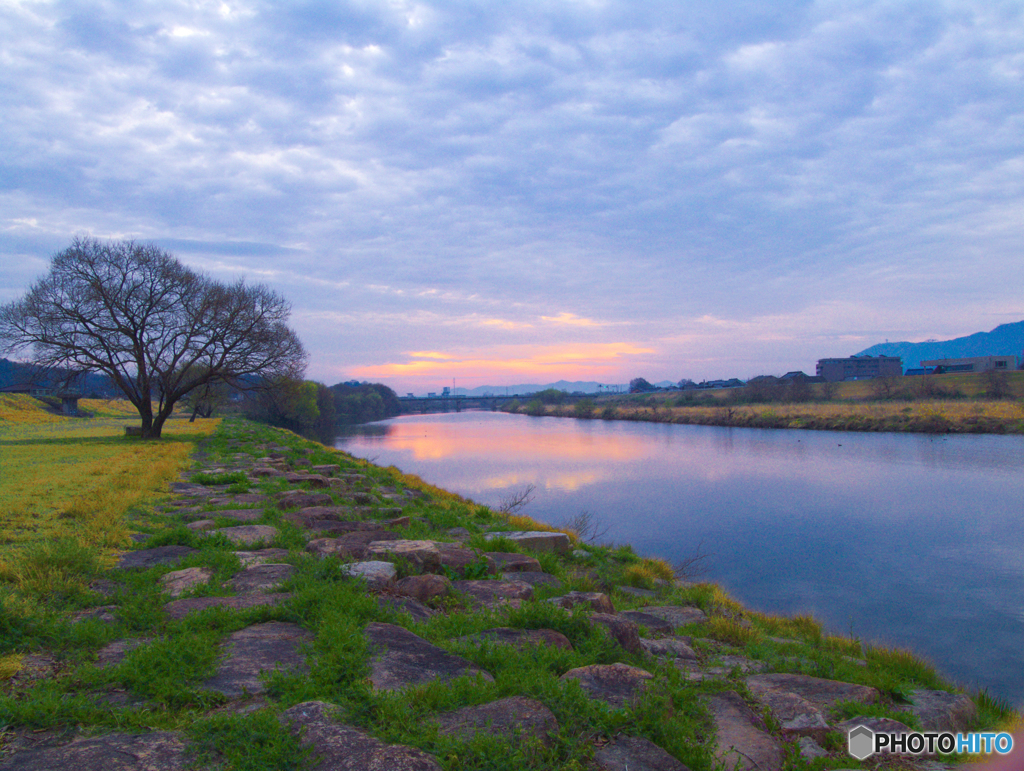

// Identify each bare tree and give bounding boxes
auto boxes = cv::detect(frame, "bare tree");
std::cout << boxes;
[983,369,1012,399]
[868,375,901,401]
[0,237,306,438]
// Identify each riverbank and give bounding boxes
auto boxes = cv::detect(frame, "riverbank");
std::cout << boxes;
[495,372,1024,434]
[508,398,1024,434]
[0,404,1018,769]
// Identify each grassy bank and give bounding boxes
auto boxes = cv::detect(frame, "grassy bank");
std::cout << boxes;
[0,394,218,577]
[526,399,1024,434]
[506,374,1024,434]
[0,401,1018,769]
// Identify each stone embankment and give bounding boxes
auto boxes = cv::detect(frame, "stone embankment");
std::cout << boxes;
[0,430,984,770]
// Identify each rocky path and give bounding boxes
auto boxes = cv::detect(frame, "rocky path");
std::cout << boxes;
[0,424,982,770]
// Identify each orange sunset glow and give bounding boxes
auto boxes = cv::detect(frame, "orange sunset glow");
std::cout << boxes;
[350,342,656,390]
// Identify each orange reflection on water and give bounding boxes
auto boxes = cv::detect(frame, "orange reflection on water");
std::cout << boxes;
[382,418,650,464]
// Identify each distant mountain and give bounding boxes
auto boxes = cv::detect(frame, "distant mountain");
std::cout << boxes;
[855,321,1024,370]
[440,380,628,397]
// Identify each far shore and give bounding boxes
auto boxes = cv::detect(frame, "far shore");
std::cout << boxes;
[497,372,1024,435]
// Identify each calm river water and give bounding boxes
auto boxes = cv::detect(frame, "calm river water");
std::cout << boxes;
[334,411,1024,706]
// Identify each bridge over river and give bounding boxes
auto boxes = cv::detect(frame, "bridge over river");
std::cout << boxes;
[397,394,524,415]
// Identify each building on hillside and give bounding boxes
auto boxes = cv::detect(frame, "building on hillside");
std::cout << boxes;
[815,355,903,382]
[920,356,1018,374]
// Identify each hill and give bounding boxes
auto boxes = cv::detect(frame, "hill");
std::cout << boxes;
[856,321,1024,370]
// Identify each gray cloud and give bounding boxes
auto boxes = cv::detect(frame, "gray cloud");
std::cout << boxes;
[2,0,1022,386]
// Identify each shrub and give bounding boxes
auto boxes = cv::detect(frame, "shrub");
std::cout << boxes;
[573,399,595,418]
[524,399,545,417]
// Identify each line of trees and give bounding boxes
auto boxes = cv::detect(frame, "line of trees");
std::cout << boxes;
[241,378,400,434]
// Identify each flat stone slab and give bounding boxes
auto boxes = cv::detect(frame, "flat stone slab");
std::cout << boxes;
[594,735,693,771]
[509,571,562,588]
[705,691,784,771]
[483,552,542,573]
[0,731,188,771]
[159,567,213,597]
[639,637,698,661]
[340,560,398,590]
[561,663,654,709]
[548,591,615,614]
[836,716,914,740]
[484,531,571,553]
[452,579,534,608]
[460,627,573,651]
[590,613,642,654]
[284,472,331,488]
[904,688,978,732]
[234,548,290,566]
[213,525,278,546]
[708,655,768,676]
[226,564,294,594]
[434,696,559,745]
[378,596,434,622]
[203,622,312,699]
[206,509,264,523]
[436,545,497,576]
[280,701,442,771]
[746,673,879,715]
[96,638,148,668]
[628,606,706,628]
[251,466,286,477]
[115,546,197,570]
[366,540,440,570]
[797,736,829,760]
[277,491,334,508]
[365,622,493,691]
[164,592,291,620]
[395,574,452,602]
[619,610,677,634]
[185,519,217,531]
[749,689,830,740]
[211,494,269,505]
[310,464,340,475]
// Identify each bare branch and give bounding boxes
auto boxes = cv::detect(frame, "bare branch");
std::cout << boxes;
[674,539,712,582]
[497,483,536,515]
[560,510,610,545]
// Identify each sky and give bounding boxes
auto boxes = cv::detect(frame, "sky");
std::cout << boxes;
[2,0,1023,394]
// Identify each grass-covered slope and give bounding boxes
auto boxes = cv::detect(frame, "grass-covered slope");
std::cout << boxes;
[0,413,1017,770]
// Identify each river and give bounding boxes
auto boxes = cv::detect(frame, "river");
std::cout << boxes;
[333,410,1024,707]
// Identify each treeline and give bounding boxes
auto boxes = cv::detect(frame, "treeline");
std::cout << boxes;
[241,378,400,435]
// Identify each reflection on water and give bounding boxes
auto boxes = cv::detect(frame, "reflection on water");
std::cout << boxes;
[335,411,1024,706]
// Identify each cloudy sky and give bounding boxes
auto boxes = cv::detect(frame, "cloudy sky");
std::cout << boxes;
[2,1,1022,392]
